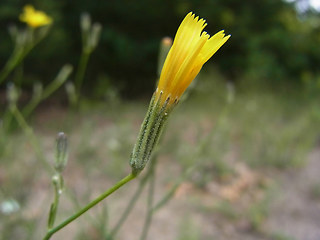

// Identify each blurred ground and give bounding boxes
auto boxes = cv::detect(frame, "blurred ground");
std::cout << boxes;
[134,149,320,240]
[1,78,320,240]
[264,148,320,240]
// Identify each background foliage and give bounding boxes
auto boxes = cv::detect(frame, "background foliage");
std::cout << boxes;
[1,0,320,98]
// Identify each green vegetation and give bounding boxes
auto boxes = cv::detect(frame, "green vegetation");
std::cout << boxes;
[0,0,320,97]
[1,1,320,239]
[1,74,319,238]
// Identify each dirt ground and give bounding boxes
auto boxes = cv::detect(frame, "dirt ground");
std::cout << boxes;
[264,148,320,240]
[119,148,320,240]
[60,149,320,240]
[2,105,320,240]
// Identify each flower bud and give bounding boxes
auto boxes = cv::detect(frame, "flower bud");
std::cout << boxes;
[55,64,73,84]
[6,82,19,106]
[32,82,43,101]
[80,13,91,36]
[157,37,173,77]
[54,132,68,173]
[65,81,77,105]
[88,23,102,51]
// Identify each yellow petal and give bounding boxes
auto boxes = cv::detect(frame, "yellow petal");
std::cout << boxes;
[156,12,230,105]
[19,5,52,28]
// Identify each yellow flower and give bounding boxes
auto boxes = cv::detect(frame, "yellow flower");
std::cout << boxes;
[130,12,230,175]
[19,5,52,28]
[156,12,230,104]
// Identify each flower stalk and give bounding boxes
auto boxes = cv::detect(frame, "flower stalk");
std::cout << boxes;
[74,13,102,101]
[43,173,136,240]
[42,12,230,239]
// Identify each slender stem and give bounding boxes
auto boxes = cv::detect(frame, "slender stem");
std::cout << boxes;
[48,174,63,229]
[107,156,159,240]
[23,77,66,118]
[0,30,33,85]
[0,48,24,84]
[64,188,98,225]
[139,164,156,240]
[108,171,150,238]
[2,108,14,132]
[65,178,109,238]
[23,64,72,118]
[75,50,91,97]
[14,63,24,88]
[108,182,145,238]
[151,181,179,213]
[22,97,41,119]
[10,105,52,173]
[43,173,136,240]
[150,100,232,213]
[99,204,109,237]
[152,165,196,213]
[0,26,49,85]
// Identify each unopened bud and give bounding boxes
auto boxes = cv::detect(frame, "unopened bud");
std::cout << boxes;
[157,37,172,77]
[55,64,73,84]
[54,132,68,173]
[32,82,43,101]
[80,13,91,35]
[88,23,102,51]
[6,82,19,105]
[65,81,77,105]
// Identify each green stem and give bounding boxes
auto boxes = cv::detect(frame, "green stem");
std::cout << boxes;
[107,154,159,239]
[13,63,24,87]
[0,48,24,85]
[108,181,145,239]
[64,188,102,229]
[23,64,73,118]
[48,174,63,229]
[152,165,196,213]
[10,105,52,173]
[139,163,156,240]
[0,31,33,85]
[150,101,231,213]
[22,97,41,119]
[0,26,49,85]
[99,204,109,237]
[75,50,91,97]
[108,169,151,239]
[2,109,14,132]
[151,181,179,213]
[43,173,136,240]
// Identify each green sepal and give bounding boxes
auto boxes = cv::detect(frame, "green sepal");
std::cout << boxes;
[130,92,176,175]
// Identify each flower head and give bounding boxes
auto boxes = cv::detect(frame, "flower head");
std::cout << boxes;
[19,5,52,28]
[156,12,230,104]
[130,12,230,175]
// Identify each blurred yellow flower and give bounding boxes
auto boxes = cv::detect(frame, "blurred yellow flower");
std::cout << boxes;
[156,12,230,105]
[19,5,52,28]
